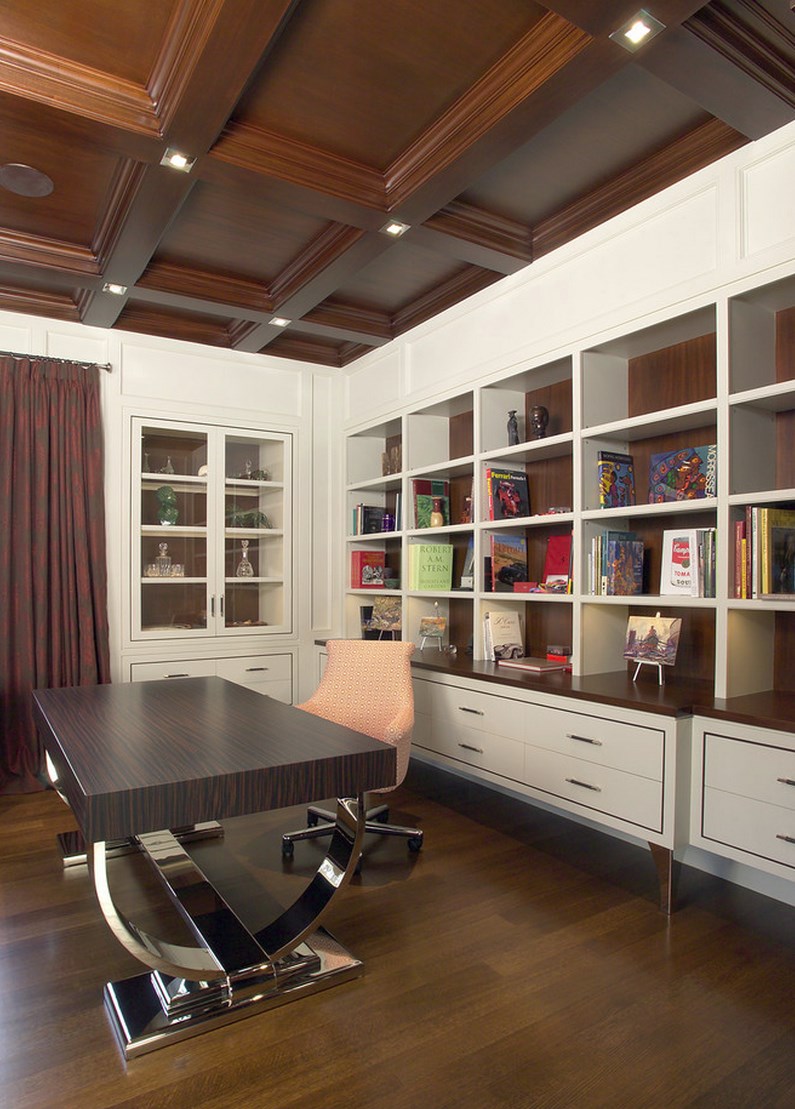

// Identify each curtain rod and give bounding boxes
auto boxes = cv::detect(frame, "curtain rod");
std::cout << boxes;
[0,350,112,372]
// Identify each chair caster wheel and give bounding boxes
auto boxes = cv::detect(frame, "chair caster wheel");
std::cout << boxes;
[408,835,423,853]
[375,809,390,823]
[281,839,294,858]
[307,812,319,827]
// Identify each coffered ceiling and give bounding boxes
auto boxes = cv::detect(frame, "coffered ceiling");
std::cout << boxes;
[0,1,793,368]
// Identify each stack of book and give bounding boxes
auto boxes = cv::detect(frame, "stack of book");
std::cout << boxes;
[736,507,795,598]
[589,530,644,595]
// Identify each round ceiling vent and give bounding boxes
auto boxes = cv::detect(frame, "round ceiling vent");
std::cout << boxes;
[0,163,54,197]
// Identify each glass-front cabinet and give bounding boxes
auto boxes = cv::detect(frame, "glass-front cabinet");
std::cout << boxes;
[133,418,292,639]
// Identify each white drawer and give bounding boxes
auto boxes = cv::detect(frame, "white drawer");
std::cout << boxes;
[415,718,524,781]
[130,659,217,682]
[527,704,664,781]
[432,683,525,742]
[703,788,795,870]
[524,745,663,832]
[216,654,292,685]
[704,732,795,811]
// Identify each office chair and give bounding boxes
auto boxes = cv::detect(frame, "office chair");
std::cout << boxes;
[281,639,423,859]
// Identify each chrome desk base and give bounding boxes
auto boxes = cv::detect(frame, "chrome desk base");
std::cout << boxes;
[90,795,367,1059]
[57,822,223,868]
[105,929,362,1059]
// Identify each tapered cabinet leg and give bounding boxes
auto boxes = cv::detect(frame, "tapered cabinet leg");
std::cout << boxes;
[649,843,680,915]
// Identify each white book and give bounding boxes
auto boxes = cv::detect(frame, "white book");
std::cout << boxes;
[660,529,700,597]
[484,609,523,660]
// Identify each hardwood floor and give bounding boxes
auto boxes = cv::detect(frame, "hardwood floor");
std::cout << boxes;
[1,760,793,1109]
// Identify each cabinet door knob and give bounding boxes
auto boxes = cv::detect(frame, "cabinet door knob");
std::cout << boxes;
[164,673,190,679]
[567,733,603,746]
[245,666,268,672]
[775,834,795,844]
[776,777,795,787]
[458,742,484,754]
[566,777,601,792]
[458,706,484,716]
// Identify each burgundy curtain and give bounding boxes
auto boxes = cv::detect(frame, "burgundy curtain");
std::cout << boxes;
[0,356,110,793]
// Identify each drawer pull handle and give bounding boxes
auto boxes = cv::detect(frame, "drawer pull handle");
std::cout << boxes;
[567,733,603,747]
[776,777,795,787]
[164,673,190,679]
[245,667,269,672]
[776,834,795,844]
[458,707,484,716]
[458,743,484,754]
[566,777,601,793]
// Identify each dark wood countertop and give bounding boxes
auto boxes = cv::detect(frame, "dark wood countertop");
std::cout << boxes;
[34,677,395,843]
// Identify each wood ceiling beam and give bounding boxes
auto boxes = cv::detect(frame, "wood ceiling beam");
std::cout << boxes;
[412,201,532,274]
[78,0,304,328]
[392,267,501,338]
[636,21,795,140]
[531,118,748,260]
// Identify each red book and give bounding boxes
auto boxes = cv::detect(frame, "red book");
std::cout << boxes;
[543,533,572,586]
[351,549,385,588]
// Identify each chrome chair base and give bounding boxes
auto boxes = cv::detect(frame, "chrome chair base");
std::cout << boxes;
[281,801,424,858]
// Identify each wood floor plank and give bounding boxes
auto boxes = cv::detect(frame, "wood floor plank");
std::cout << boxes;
[0,762,793,1108]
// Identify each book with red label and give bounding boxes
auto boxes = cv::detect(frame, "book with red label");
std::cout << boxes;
[351,549,386,588]
[542,532,573,588]
[486,467,530,520]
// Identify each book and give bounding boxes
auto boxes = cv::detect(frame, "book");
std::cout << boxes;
[351,549,385,588]
[597,451,635,508]
[351,503,386,535]
[660,530,700,596]
[490,533,529,592]
[412,478,450,528]
[460,535,475,589]
[483,609,524,660]
[408,543,453,590]
[542,532,573,588]
[369,595,402,632]
[759,508,795,594]
[604,537,644,595]
[496,657,566,672]
[649,444,717,502]
[486,467,530,520]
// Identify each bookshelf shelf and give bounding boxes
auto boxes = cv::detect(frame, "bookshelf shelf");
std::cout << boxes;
[342,271,795,701]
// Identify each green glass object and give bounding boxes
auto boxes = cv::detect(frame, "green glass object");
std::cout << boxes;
[156,484,179,526]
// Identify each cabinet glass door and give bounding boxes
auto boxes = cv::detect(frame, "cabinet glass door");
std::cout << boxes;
[222,432,290,634]
[137,424,210,636]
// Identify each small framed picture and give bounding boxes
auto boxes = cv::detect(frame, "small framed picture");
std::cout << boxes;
[624,614,682,670]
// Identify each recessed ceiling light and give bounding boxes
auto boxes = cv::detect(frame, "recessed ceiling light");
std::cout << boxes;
[0,163,54,197]
[102,282,128,295]
[609,10,665,51]
[270,317,291,328]
[160,147,196,173]
[380,220,410,238]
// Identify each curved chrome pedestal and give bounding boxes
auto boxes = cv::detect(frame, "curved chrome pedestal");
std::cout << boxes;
[93,795,367,1059]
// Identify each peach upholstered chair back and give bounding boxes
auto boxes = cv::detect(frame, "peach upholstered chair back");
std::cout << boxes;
[298,639,416,792]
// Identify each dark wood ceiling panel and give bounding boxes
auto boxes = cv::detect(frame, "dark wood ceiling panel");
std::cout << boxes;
[0,0,791,368]
[0,0,176,85]
[459,67,718,225]
[151,181,330,282]
[234,0,545,168]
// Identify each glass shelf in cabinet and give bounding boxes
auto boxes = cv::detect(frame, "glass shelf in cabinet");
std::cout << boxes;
[140,524,208,535]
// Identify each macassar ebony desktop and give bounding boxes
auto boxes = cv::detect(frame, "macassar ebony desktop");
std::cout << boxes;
[33,676,395,1059]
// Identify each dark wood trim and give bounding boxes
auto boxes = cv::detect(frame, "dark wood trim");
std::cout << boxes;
[418,200,533,273]
[114,302,233,347]
[0,37,159,135]
[685,0,795,109]
[532,119,747,260]
[385,15,591,208]
[0,284,80,321]
[392,267,501,337]
[138,259,274,314]
[0,229,100,276]
[295,301,394,344]
[211,122,387,212]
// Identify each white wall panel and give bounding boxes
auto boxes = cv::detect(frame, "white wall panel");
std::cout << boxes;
[46,329,110,366]
[406,184,719,401]
[120,340,303,416]
[344,347,402,424]
[741,135,795,259]
[0,322,33,353]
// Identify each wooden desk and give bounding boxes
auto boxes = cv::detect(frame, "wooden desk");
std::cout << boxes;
[34,677,395,1058]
